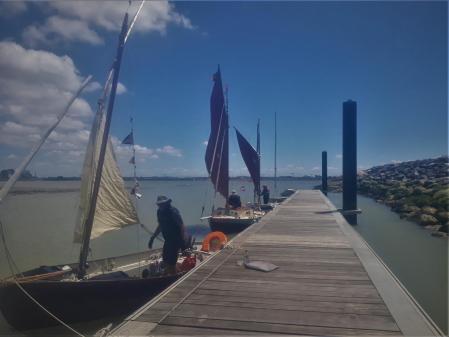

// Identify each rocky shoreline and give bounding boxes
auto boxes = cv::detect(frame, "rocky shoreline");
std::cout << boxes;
[319,156,448,237]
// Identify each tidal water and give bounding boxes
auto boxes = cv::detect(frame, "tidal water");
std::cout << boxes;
[0,180,447,335]
[327,193,448,334]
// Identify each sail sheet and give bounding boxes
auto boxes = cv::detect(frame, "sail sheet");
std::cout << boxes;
[235,128,260,195]
[205,68,229,199]
[73,103,139,243]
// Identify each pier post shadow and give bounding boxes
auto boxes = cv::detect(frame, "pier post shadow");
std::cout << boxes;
[321,151,327,195]
[343,100,357,225]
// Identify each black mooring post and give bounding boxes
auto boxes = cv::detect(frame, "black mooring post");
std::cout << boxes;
[343,100,357,225]
[322,151,328,195]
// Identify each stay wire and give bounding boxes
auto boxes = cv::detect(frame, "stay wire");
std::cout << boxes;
[0,4,147,335]
[0,218,85,337]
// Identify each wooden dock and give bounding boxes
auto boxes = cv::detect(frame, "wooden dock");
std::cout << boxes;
[110,190,441,336]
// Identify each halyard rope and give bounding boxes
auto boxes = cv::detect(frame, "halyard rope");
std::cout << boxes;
[0,2,147,335]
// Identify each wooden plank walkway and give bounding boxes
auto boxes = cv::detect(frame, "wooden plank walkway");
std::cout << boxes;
[111,190,441,336]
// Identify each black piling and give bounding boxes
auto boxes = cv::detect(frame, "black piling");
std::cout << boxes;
[342,100,357,225]
[321,151,328,195]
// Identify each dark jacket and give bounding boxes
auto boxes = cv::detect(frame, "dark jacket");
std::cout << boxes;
[261,188,270,204]
[228,194,242,209]
[157,206,186,248]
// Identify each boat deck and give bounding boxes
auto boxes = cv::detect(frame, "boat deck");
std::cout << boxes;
[110,190,441,336]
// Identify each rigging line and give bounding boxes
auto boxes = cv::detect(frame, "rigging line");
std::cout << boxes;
[213,84,229,204]
[205,74,227,212]
[130,114,142,273]
[0,5,142,334]
[214,113,227,202]
[125,0,145,43]
[90,0,143,121]
[209,100,226,190]
[208,76,227,192]
[0,75,93,203]
[139,223,164,243]
[0,218,85,337]
[156,246,239,326]
[211,83,228,200]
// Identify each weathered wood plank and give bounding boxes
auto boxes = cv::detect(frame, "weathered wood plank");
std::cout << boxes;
[158,295,392,316]
[153,303,400,332]
[156,316,401,336]
[163,288,386,304]
[110,190,445,336]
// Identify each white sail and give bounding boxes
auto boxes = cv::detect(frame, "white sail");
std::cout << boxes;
[73,102,139,243]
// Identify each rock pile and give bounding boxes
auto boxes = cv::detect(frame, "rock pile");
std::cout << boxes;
[322,156,448,235]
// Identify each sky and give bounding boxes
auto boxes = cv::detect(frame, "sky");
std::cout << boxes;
[0,1,447,177]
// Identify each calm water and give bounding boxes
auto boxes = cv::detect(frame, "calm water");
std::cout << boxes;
[0,180,447,335]
[327,192,448,334]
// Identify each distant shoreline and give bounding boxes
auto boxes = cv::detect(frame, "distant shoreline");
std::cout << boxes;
[1,176,321,182]
[0,177,320,195]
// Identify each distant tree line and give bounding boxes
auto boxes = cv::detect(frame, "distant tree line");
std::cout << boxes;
[0,169,34,181]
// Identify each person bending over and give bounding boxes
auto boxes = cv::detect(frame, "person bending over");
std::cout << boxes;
[148,196,187,275]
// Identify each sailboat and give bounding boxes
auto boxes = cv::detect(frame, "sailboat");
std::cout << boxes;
[204,67,264,234]
[0,10,204,331]
[235,124,274,212]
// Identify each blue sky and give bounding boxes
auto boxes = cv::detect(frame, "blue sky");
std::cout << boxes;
[0,1,447,177]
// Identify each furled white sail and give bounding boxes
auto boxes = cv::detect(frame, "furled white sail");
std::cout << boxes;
[73,102,140,243]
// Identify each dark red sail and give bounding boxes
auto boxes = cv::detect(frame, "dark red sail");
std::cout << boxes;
[205,67,229,199]
[235,128,260,196]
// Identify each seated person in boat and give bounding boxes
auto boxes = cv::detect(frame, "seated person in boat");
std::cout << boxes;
[148,196,187,275]
[261,185,270,204]
[228,190,242,209]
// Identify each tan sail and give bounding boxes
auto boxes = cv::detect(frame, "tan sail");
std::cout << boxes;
[74,105,139,243]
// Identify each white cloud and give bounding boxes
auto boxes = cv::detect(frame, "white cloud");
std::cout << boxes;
[85,81,102,92]
[48,1,194,34]
[117,82,127,95]
[21,1,193,47]
[336,154,343,159]
[23,16,104,47]
[112,137,159,162]
[0,41,94,176]
[156,145,182,157]
[202,140,208,146]
[391,160,402,164]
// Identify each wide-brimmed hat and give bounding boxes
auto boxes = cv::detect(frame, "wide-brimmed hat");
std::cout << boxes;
[156,195,171,205]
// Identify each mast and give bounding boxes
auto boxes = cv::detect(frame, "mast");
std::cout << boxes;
[77,14,128,279]
[256,119,261,204]
[224,85,229,201]
[274,111,277,195]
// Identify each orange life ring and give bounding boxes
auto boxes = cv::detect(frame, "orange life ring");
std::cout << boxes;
[201,231,228,252]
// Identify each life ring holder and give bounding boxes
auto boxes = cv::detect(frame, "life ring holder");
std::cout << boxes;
[201,231,228,252]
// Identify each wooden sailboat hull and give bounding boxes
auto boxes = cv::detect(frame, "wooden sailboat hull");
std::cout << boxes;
[209,216,256,234]
[0,273,182,330]
[208,208,264,234]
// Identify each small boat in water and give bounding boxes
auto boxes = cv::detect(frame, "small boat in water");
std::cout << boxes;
[208,207,264,234]
[0,7,208,331]
[204,68,264,234]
